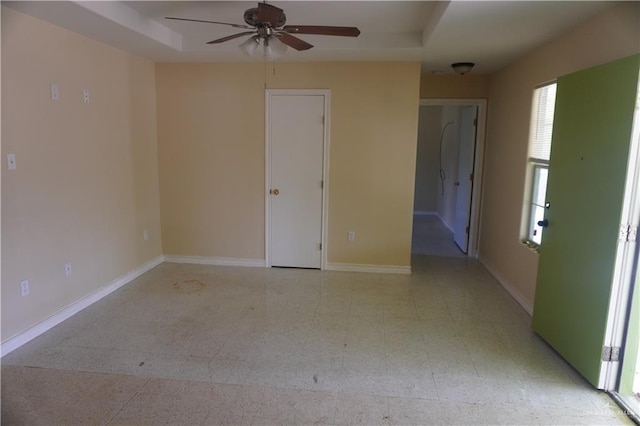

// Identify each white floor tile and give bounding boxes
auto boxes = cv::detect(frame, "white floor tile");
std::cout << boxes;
[2,257,630,425]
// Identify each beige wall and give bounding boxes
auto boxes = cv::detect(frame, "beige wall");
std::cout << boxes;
[479,2,640,307]
[413,106,442,213]
[1,8,162,341]
[156,62,421,267]
[5,0,631,345]
[420,74,490,99]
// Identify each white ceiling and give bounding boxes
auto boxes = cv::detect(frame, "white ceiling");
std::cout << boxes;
[3,1,616,74]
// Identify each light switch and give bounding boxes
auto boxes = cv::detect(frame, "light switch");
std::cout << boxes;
[51,83,59,101]
[7,154,16,170]
[83,89,90,103]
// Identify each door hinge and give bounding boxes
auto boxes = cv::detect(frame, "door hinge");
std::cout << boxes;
[319,243,322,250]
[469,173,474,182]
[322,116,325,125]
[321,180,324,189]
[602,346,621,362]
[473,118,477,126]
[466,226,469,234]
[619,224,638,242]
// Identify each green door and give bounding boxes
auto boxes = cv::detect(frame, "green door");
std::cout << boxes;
[532,54,639,388]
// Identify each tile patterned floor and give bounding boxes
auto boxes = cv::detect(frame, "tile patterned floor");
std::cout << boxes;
[411,214,465,257]
[1,257,632,425]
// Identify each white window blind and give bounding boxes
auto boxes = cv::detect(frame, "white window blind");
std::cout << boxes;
[528,83,557,163]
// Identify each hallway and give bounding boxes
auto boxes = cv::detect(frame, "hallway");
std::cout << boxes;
[411,214,466,258]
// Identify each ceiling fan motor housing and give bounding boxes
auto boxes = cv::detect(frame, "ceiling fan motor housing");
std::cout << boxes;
[244,7,286,27]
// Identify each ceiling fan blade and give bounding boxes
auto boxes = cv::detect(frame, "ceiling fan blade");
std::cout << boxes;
[283,25,361,37]
[165,17,251,29]
[276,32,313,51]
[206,31,257,44]
[257,3,283,27]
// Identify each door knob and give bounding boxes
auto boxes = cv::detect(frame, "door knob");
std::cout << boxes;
[537,219,549,228]
[271,189,280,195]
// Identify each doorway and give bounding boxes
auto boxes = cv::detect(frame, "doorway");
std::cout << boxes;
[528,54,639,420]
[412,99,486,258]
[265,89,330,269]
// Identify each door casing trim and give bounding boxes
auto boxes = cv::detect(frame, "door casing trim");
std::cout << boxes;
[601,73,640,390]
[265,89,331,269]
[418,98,487,258]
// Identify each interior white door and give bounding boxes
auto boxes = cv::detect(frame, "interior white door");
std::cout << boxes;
[269,94,325,268]
[453,106,477,253]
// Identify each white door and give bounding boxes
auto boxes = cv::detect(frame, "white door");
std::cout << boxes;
[268,93,325,268]
[453,106,477,253]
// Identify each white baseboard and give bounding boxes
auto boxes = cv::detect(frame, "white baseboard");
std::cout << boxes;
[478,255,533,315]
[1,255,164,357]
[325,263,411,275]
[413,211,454,232]
[163,255,266,268]
[436,213,455,233]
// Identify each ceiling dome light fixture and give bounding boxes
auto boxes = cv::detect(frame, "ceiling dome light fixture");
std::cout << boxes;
[451,62,475,75]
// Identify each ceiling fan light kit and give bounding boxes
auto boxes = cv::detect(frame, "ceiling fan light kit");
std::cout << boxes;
[264,36,288,59]
[451,62,475,75]
[239,35,261,57]
[166,2,360,59]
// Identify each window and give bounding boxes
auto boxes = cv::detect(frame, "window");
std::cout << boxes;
[525,82,557,246]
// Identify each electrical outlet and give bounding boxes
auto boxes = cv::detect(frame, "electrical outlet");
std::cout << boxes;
[21,280,29,296]
[65,262,72,276]
[143,230,149,241]
[348,231,356,242]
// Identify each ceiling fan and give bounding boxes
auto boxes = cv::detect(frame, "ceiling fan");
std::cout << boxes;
[166,2,361,56]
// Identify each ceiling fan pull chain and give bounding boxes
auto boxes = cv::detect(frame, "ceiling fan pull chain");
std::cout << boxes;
[264,52,268,90]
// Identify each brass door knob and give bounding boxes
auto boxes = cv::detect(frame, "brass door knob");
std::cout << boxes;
[271,189,280,195]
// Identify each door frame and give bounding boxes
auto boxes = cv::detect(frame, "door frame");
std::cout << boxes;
[418,98,487,257]
[265,89,331,269]
[602,77,640,390]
